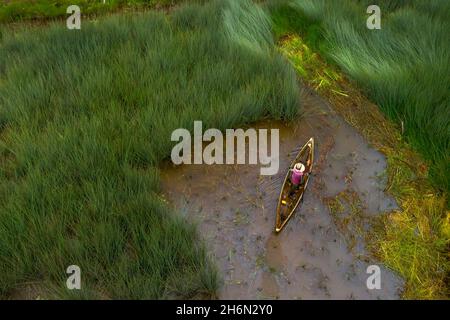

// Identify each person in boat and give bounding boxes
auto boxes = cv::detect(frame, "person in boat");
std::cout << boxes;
[291,162,306,185]
[289,160,310,196]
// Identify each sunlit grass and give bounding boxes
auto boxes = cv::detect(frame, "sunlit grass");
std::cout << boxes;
[373,156,450,298]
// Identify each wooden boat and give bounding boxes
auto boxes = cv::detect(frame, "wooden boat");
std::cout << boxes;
[275,137,314,233]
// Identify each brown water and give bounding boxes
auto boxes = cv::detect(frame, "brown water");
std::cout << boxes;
[160,87,403,299]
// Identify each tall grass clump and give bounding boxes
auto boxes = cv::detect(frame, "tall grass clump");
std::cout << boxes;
[0,0,300,298]
[290,0,450,196]
[223,0,273,53]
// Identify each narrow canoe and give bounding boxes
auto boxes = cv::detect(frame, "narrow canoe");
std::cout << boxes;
[275,137,314,233]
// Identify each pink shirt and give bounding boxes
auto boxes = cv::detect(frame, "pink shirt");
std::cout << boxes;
[291,167,304,185]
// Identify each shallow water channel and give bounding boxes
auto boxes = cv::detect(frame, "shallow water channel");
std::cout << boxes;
[161,87,404,299]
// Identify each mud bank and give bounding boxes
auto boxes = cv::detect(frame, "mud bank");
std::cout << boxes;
[161,87,404,299]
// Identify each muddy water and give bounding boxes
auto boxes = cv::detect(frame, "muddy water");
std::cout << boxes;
[160,87,404,299]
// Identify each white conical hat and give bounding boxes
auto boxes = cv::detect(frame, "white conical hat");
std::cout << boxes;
[294,162,305,172]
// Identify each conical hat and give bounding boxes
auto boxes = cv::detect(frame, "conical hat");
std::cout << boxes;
[294,162,305,172]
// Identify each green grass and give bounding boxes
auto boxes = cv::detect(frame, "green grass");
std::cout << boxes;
[0,0,183,23]
[0,0,300,298]
[269,0,450,199]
